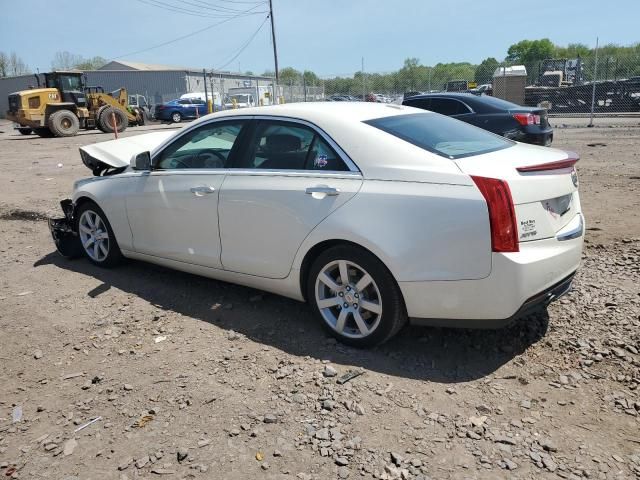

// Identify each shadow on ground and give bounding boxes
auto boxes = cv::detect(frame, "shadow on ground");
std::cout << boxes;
[35,251,549,384]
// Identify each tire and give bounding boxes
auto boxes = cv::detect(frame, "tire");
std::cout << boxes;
[135,107,145,126]
[35,128,54,138]
[76,201,124,268]
[307,245,407,347]
[18,127,32,135]
[98,107,128,134]
[95,105,110,132]
[48,110,80,137]
[170,111,182,123]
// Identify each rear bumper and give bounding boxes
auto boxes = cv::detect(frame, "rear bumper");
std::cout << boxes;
[401,232,583,327]
[511,129,553,146]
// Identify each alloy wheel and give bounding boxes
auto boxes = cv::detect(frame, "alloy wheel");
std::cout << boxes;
[78,210,110,262]
[315,260,383,339]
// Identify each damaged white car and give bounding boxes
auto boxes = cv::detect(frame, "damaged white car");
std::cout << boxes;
[49,103,584,346]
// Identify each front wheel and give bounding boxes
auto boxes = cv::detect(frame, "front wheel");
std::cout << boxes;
[48,110,80,137]
[76,202,123,268]
[307,245,407,347]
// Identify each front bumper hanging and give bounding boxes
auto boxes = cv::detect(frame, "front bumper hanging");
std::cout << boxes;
[48,199,83,258]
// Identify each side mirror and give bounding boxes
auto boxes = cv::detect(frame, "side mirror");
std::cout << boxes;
[131,151,151,170]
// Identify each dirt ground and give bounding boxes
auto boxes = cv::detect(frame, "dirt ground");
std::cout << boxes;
[0,118,639,480]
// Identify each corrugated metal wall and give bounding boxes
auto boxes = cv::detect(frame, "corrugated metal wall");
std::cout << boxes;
[0,74,38,117]
[84,70,190,105]
[0,70,276,118]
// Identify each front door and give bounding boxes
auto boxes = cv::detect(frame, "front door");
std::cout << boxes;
[126,120,247,268]
[219,119,363,279]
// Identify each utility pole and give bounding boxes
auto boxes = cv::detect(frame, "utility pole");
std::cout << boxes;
[268,0,279,85]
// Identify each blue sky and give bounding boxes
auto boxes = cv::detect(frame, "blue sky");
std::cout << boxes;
[1,0,638,76]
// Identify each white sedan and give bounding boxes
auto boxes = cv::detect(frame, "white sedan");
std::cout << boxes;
[49,103,584,347]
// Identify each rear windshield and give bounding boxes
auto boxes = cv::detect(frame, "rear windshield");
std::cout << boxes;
[364,112,513,159]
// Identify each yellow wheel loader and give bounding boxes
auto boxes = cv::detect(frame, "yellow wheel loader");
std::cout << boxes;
[6,71,144,138]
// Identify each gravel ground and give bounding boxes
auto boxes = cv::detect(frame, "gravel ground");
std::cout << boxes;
[0,119,639,479]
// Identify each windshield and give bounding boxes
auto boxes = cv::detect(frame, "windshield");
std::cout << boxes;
[59,75,83,91]
[365,112,513,159]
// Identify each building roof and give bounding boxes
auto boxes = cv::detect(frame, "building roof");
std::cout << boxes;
[99,60,199,71]
[97,60,274,81]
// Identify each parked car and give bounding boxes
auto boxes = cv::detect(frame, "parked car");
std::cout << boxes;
[403,93,554,145]
[154,98,207,123]
[49,103,583,347]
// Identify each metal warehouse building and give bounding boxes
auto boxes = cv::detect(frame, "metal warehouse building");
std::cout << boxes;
[0,60,275,118]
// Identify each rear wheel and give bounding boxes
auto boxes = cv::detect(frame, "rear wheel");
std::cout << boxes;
[307,245,407,347]
[171,111,182,123]
[18,127,32,135]
[76,201,123,268]
[98,107,128,133]
[48,110,80,137]
[95,105,109,132]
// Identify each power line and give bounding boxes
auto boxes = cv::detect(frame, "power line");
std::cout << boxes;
[112,10,260,59]
[135,0,265,18]
[215,15,270,70]
[176,0,266,14]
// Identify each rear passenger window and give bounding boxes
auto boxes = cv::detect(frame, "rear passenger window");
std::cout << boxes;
[404,98,431,110]
[239,121,348,171]
[428,99,460,116]
[307,136,347,171]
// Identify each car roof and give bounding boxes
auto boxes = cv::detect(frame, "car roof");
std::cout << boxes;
[404,92,523,112]
[192,101,419,125]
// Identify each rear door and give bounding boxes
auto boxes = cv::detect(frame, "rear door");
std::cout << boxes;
[219,118,363,279]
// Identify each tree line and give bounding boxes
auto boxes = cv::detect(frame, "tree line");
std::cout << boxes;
[2,40,639,95]
[0,50,108,78]
[270,40,640,95]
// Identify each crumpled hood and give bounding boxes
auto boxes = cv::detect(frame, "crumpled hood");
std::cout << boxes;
[79,131,176,172]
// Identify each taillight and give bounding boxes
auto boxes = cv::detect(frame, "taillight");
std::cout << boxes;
[513,113,540,126]
[471,176,519,253]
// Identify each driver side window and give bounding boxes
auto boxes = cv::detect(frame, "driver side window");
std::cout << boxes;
[155,121,245,170]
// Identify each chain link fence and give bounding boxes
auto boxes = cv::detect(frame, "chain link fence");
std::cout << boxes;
[273,53,640,117]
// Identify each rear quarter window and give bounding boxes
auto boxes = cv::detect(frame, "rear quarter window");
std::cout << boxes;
[365,112,513,159]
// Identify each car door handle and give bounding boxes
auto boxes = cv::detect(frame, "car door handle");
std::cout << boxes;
[190,186,216,196]
[305,186,340,196]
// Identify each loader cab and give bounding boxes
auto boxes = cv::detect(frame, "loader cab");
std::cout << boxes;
[44,72,87,107]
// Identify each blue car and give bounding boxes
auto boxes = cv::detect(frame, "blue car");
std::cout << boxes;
[154,98,207,123]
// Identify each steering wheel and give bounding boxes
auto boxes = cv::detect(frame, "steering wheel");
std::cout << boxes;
[196,149,226,168]
[169,157,190,169]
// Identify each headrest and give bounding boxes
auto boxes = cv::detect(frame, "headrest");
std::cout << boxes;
[264,134,301,153]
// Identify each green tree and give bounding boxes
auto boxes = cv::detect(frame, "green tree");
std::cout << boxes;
[506,39,555,64]
[279,67,301,85]
[475,57,499,84]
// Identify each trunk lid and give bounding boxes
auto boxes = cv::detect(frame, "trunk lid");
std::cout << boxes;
[455,143,580,243]
[79,131,175,173]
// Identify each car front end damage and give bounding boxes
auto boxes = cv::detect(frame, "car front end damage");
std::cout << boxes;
[48,199,82,258]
